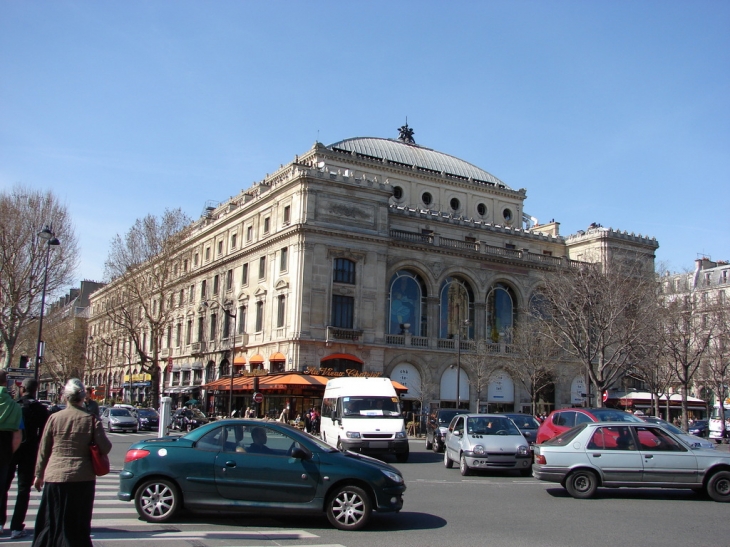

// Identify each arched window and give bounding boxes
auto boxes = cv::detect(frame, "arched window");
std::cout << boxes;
[486,283,516,342]
[439,277,474,339]
[388,270,427,336]
[219,358,231,378]
[333,258,356,284]
[205,361,215,383]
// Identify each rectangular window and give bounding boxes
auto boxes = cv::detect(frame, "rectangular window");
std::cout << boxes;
[213,274,219,295]
[259,256,266,279]
[246,226,253,241]
[210,313,217,340]
[263,217,270,233]
[231,234,237,249]
[238,305,247,334]
[331,295,354,329]
[194,253,199,266]
[223,312,231,339]
[179,289,184,307]
[183,259,188,272]
[505,243,516,250]
[176,323,182,347]
[201,280,207,300]
[186,320,193,345]
[197,317,204,342]
[277,295,286,328]
[166,326,172,348]
[189,284,195,303]
[205,247,211,261]
[226,269,233,291]
[218,241,223,255]
[283,205,291,224]
[255,301,264,332]
[542,250,553,256]
[242,263,249,285]
[333,258,355,284]
[280,247,288,272]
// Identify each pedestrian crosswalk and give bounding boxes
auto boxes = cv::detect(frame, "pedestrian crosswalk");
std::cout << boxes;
[3,472,347,546]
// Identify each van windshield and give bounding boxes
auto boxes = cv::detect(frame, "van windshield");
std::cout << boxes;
[342,396,402,418]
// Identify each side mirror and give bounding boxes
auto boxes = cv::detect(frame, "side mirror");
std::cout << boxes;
[454,430,462,437]
[331,410,338,424]
[291,445,312,460]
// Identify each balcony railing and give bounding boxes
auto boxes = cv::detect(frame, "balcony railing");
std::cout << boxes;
[326,326,364,343]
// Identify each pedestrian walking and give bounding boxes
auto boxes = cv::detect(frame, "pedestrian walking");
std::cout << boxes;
[2,379,48,539]
[0,370,23,538]
[32,378,112,547]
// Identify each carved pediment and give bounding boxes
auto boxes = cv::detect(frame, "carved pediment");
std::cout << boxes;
[275,278,289,290]
[254,287,267,298]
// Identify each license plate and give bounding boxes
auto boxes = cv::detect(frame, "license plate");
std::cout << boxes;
[369,441,388,449]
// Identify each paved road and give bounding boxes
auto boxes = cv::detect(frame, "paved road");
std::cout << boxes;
[3,433,727,546]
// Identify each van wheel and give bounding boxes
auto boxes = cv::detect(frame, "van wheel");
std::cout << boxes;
[336,438,344,452]
[396,449,409,463]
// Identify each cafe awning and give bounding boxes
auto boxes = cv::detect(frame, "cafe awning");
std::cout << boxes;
[202,372,408,394]
[321,353,364,364]
[269,352,286,361]
[249,354,264,364]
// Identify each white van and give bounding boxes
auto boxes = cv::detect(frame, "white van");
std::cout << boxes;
[321,377,409,462]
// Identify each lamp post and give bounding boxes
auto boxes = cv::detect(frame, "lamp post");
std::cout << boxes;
[34,226,60,384]
[203,300,237,417]
[454,303,469,410]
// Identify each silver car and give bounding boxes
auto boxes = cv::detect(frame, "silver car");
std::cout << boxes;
[533,421,730,502]
[101,407,138,433]
[639,416,715,450]
[443,414,532,476]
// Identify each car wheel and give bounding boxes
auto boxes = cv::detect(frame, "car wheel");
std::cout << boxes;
[396,449,409,463]
[326,484,372,531]
[707,471,730,502]
[135,478,180,523]
[459,453,471,476]
[107,422,112,432]
[433,439,441,453]
[444,448,453,469]
[564,470,598,499]
[133,428,138,433]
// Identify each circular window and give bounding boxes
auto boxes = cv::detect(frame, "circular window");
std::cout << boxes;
[450,198,460,211]
[422,192,432,206]
[477,203,487,217]
[503,208,513,222]
[393,186,403,200]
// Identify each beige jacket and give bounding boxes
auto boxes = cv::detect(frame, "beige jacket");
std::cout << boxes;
[35,404,112,483]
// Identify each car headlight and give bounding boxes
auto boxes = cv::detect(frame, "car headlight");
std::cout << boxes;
[472,444,485,455]
[381,469,404,484]
[345,431,361,439]
[395,431,407,439]
[518,445,529,456]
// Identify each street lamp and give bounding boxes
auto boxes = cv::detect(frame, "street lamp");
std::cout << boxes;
[203,300,237,417]
[34,226,60,384]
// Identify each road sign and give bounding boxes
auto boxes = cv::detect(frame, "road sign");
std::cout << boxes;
[7,369,35,380]
[253,392,263,404]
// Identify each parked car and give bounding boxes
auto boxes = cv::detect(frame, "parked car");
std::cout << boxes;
[170,408,209,431]
[118,420,406,530]
[498,413,541,446]
[638,416,715,450]
[114,403,138,418]
[709,418,730,444]
[426,409,463,453]
[535,408,644,444]
[532,421,730,502]
[136,408,160,431]
[688,419,709,438]
[101,407,138,433]
[443,413,532,476]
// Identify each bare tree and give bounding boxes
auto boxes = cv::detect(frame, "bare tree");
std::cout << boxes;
[102,209,192,409]
[659,291,715,429]
[0,185,79,368]
[537,255,656,408]
[503,313,563,415]
[42,311,88,385]
[693,301,729,431]
[460,340,503,412]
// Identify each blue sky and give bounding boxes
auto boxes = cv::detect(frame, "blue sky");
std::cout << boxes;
[1,1,728,285]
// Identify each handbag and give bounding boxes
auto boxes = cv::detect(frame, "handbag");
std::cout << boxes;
[90,416,110,476]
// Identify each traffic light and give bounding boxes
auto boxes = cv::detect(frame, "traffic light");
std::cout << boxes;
[19,355,29,368]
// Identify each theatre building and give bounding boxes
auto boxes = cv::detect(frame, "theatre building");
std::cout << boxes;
[87,126,658,415]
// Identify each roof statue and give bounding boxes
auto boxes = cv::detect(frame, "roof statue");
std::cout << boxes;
[397,123,415,144]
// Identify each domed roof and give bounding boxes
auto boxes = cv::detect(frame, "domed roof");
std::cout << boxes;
[327,137,509,189]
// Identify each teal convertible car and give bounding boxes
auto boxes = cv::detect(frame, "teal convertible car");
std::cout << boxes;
[118,419,406,530]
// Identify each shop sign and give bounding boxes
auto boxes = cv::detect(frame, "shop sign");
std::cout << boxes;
[303,367,381,378]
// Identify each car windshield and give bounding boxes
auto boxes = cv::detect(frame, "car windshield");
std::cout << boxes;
[544,423,588,445]
[341,396,401,417]
[466,416,521,435]
[436,410,462,425]
[137,409,158,417]
[506,415,540,429]
[647,419,684,435]
[110,409,132,417]
[590,409,643,423]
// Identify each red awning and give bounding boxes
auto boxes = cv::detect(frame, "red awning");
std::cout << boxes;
[321,353,364,364]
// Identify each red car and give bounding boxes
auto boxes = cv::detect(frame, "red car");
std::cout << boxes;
[535,408,643,444]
